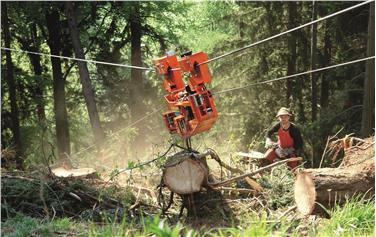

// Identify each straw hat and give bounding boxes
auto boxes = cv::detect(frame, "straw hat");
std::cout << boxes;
[276,107,292,117]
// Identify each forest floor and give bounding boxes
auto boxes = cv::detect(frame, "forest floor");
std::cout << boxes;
[1,136,375,237]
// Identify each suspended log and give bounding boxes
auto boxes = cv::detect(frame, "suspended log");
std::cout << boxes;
[294,160,375,215]
[162,152,209,195]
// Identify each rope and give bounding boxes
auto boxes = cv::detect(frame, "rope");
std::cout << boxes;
[0,47,155,71]
[199,1,373,66]
[70,105,164,159]
[213,56,375,95]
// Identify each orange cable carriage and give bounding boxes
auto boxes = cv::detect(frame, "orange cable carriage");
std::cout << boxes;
[153,51,217,138]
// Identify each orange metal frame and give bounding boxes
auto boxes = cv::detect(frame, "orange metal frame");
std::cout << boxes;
[153,51,218,138]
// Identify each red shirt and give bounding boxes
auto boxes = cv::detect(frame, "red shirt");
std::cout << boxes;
[278,127,294,148]
[266,122,303,150]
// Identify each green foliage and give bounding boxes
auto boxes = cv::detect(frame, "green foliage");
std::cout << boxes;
[142,216,183,237]
[316,196,375,237]
[2,214,40,237]
[258,165,295,210]
[3,196,375,236]
[2,214,86,237]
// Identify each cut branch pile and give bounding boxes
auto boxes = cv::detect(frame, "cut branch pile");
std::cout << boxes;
[1,171,136,221]
[2,148,302,228]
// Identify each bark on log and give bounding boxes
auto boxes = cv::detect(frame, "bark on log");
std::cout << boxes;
[294,164,375,215]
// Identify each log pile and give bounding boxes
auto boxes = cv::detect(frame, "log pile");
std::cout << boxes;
[294,136,375,216]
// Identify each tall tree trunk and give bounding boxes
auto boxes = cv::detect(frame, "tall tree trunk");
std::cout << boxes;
[320,21,331,114]
[361,2,375,137]
[286,2,297,105]
[129,1,147,154]
[310,1,318,122]
[46,9,71,160]
[2,2,23,169]
[64,1,105,146]
[296,6,308,124]
[31,24,46,122]
[310,2,319,168]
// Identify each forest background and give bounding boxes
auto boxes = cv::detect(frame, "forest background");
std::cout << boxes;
[1,1,374,172]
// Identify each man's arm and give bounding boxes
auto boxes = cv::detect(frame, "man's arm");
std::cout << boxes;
[265,123,280,148]
[290,124,303,150]
[266,123,280,139]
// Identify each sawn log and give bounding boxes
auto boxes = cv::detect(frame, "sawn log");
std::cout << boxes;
[294,160,374,215]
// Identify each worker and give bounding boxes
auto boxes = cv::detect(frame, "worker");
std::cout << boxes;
[262,107,303,170]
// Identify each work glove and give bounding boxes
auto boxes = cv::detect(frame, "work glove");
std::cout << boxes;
[265,138,274,149]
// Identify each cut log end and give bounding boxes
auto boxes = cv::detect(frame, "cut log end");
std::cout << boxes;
[163,158,208,195]
[294,171,316,215]
[52,167,97,178]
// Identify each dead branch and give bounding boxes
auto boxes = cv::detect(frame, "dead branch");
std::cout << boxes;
[126,185,157,200]
[319,136,331,168]
[278,205,297,220]
[208,157,302,188]
[204,148,263,192]
[218,187,256,194]
[2,175,37,182]
[129,187,142,211]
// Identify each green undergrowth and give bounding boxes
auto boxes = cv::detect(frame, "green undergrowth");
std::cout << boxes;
[2,196,374,237]
[315,196,375,237]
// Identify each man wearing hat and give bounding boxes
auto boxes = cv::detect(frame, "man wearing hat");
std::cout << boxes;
[262,107,303,170]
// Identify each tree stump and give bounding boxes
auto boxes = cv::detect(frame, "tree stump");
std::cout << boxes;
[51,167,97,178]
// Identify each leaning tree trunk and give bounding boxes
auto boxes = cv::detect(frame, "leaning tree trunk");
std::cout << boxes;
[294,158,374,216]
[28,23,46,121]
[65,1,105,146]
[2,2,23,169]
[16,23,47,122]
